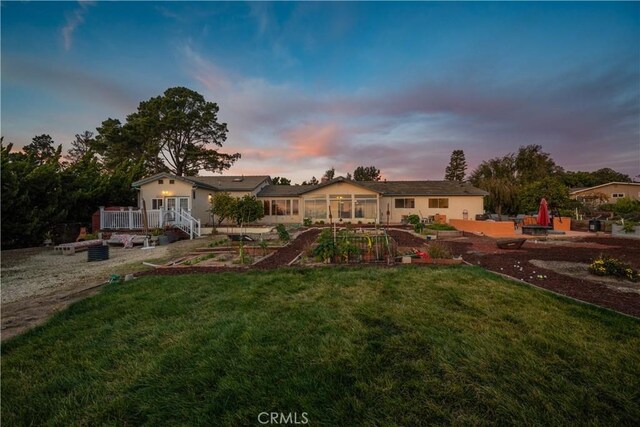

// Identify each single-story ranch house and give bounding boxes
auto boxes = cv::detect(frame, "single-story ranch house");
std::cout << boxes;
[570,182,640,206]
[130,173,489,228]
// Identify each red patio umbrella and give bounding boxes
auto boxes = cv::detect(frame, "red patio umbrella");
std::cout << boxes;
[537,198,550,227]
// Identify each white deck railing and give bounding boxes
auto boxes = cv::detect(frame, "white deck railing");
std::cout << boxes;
[99,207,201,239]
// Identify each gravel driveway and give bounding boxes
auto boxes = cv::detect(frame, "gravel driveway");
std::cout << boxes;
[1,238,211,340]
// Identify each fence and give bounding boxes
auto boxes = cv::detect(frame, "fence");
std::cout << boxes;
[99,207,201,239]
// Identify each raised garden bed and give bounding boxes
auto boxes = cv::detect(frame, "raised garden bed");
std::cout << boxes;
[522,225,548,236]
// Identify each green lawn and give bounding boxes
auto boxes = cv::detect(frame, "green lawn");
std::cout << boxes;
[3,266,639,426]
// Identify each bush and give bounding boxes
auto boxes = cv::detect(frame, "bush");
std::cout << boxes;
[414,223,425,233]
[313,229,338,262]
[276,224,290,242]
[407,214,421,225]
[589,256,639,282]
[426,242,451,259]
[303,218,312,227]
[612,198,640,219]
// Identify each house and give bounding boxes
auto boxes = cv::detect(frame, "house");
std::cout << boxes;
[99,173,488,238]
[570,182,640,207]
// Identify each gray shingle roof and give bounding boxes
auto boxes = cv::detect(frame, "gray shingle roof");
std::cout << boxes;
[257,177,487,197]
[132,173,270,191]
[134,174,488,197]
[357,180,489,196]
[188,175,271,191]
[257,185,314,197]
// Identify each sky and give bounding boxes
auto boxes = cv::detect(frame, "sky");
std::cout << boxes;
[2,1,639,183]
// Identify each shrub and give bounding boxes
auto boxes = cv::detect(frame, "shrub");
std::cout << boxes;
[313,229,338,262]
[407,214,421,225]
[303,217,312,227]
[589,256,639,282]
[275,224,290,242]
[612,197,640,218]
[620,220,638,234]
[426,242,451,259]
[414,223,425,233]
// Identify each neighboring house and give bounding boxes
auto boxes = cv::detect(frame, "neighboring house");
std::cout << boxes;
[129,173,487,227]
[570,182,640,206]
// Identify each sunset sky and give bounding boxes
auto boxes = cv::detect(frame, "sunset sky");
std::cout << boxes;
[2,1,639,182]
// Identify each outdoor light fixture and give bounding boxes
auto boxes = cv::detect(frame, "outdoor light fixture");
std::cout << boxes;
[161,190,170,196]
[208,193,213,201]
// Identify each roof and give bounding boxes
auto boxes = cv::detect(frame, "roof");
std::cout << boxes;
[358,180,489,196]
[257,176,488,197]
[257,185,314,197]
[569,182,640,195]
[132,173,270,192]
[189,175,271,192]
[134,173,488,197]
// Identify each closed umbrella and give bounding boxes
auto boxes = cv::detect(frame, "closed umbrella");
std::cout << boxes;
[537,198,550,227]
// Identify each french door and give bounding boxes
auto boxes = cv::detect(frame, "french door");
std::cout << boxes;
[165,197,190,212]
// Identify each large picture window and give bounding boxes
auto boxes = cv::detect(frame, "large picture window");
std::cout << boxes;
[329,195,351,219]
[428,198,449,208]
[395,198,415,209]
[304,198,326,219]
[355,195,377,219]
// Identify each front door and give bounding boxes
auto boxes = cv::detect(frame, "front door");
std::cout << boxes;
[165,197,190,212]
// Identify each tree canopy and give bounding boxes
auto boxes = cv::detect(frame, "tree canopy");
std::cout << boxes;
[444,150,467,182]
[353,166,381,181]
[322,167,336,181]
[271,177,291,185]
[94,87,240,176]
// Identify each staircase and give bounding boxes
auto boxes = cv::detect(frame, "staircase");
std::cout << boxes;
[171,209,201,239]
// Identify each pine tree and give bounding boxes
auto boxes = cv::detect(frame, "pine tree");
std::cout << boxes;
[444,150,467,182]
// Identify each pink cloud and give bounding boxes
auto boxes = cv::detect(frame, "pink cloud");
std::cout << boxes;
[282,123,342,159]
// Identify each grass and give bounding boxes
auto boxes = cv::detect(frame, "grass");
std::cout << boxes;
[3,266,639,426]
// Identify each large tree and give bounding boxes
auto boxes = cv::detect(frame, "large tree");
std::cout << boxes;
[353,165,381,181]
[514,144,562,184]
[22,134,57,164]
[67,131,95,163]
[95,87,240,176]
[469,155,519,215]
[444,149,467,182]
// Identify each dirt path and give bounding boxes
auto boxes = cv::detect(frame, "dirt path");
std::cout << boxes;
[1,238,211,341]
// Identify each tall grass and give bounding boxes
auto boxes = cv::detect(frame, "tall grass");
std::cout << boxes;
[3,266,639,425]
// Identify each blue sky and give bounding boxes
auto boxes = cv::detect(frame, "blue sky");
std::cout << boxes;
[2,1,639,182]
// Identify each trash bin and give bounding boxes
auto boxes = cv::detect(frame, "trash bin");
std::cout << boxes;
[588,219,601,232]
[88,244,109,262]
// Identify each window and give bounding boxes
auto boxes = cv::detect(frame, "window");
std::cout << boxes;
[271,200,291,216]
[428,198,449,208]
[355,196,377,219]
[263,200,270,216]
[152,198,163,210]
[612,193,625,198]
[330,195,352,219]
[192,190,196,199]
[304,198,327,219]
[158,179,164,184]
[395,198,415,209]
[169,179,175,184]
[292,200,299,215]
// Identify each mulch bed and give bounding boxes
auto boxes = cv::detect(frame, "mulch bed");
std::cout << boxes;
[441,234,640,317]
[140,228,640,317]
